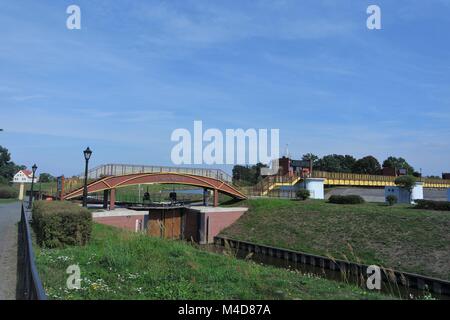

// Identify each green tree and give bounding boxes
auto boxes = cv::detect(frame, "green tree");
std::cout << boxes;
[0,145,25,183]
[301,153,319,169]
[382,156,415,175]
[232,163,267,185]
[353,156,381,175]
[39,173,55,183]
[317,154,356,173]
[253,163,268,183]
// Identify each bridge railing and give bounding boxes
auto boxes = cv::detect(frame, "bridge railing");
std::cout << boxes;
[80,164,233,184]
[245,170,450,197]
[312,171,450,186]
[18,203,47,300]
[247,174,300,196]
[311,171,396,182]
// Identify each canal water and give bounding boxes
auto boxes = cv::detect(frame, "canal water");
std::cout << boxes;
[200,244,448,300]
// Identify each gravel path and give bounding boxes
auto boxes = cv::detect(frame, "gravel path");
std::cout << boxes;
[0,201,21,300]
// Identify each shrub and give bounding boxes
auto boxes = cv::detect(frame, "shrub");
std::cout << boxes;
[0,176,10,185]
[32,201,92,248]
[414,200,450,211]
[394,175,417,193]
[386,195,398,206]
[328,195,365,204]
[295,189,310,201]
[0,184,18,199]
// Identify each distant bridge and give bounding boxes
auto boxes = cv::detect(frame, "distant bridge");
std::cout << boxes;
[312,171,450,188]
[250,171,450,196]
[64,171,246,207]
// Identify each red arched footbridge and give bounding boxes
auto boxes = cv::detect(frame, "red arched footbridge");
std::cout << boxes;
[63,172,247,208]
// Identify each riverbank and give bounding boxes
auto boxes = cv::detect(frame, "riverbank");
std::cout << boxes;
[221,198,450,281]
[35,223,391,300]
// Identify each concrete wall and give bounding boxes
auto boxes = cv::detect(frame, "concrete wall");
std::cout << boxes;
[385,186,411,204]
[92,206,247,243]
[300,178,325,199]
[92,210,145,232]
[411,182,424,203]
[188,207,248,244]
[385,182,424,204]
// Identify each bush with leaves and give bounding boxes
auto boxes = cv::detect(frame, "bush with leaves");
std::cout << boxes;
[32,201,92,248]
[0,184,18,199]
[328,195,365,204]
[394,175,417,192]
[414,200,450,211]
[295,189,310,201]
[386,195,397,206]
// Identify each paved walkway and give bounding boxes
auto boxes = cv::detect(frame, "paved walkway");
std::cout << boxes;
[0,201,21,300]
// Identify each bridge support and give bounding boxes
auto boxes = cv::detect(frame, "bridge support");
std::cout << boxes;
[203,188,208,206]
[109,188,116,210]
[303,178,325,200]
[411,182,424,204]
[18,183,25,201]
[213,189,219,207]
[103,190,109,209]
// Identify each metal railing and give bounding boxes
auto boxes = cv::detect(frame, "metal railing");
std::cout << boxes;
[248,174,303,196]
[78,163,233,183]
[247,170,450,196]
[312,170,450,186]
[18,203,47,300]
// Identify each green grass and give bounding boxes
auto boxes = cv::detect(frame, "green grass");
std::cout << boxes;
[221,198,450,280]
[35,223,392,300]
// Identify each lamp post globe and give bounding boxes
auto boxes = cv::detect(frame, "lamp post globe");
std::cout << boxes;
[82,147,92,207]
[84,147,92,161]
[28,164,38,209]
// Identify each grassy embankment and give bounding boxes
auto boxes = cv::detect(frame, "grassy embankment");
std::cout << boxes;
[35,223,391,300]
[221,198,450,280]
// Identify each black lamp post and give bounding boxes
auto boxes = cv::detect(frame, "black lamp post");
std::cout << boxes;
[27,164,37,209]
[82,147,92,207]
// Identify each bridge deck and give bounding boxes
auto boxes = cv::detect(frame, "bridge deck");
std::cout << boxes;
[80,164,232,183]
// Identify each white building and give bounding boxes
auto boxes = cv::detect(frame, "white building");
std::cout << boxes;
[384,182,423,204]
[13,170,39,184]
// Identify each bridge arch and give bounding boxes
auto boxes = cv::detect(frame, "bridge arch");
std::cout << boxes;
[63,172,247,207]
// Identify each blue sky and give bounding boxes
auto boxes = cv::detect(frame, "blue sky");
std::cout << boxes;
[1,0,449,176]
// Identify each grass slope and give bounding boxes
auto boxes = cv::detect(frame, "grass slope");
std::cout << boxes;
[35,223,390,300]
[221,199,450,280]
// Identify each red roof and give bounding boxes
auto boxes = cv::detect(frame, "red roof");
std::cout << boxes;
[21,170,33,178]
